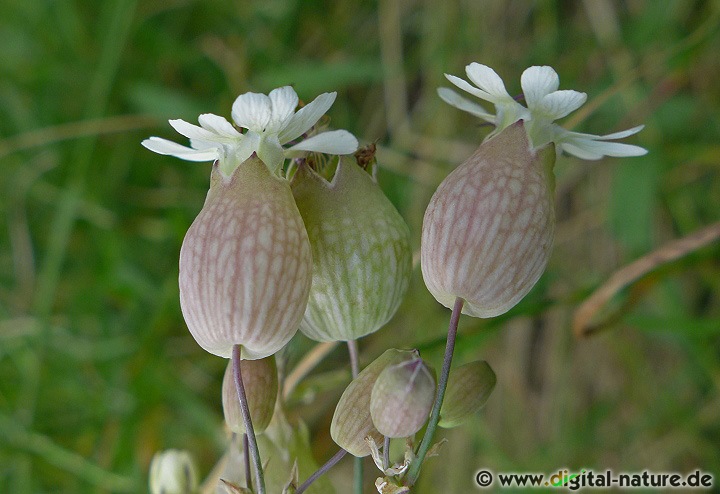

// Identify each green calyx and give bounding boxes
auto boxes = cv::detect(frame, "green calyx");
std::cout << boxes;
[420,122,557,319]
[291,157,412,342]
[180,154,312,359]
[439,360,496,429]
[370,357,436,438]
[330,349,416,457]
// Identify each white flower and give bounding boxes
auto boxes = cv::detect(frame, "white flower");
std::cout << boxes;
[439,63,529,133]
[142,86,358,176]
[438,63,647,160]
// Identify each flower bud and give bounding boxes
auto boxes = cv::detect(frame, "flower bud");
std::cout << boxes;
[149,449,198,494]
[179,154,312,359]
[439,360,496,428]
[370,357,435,438]
[291,159,412,342]
[222,356,278,434]
[421,122,555,317]
[331,349,416,457]
[219,480,252,494]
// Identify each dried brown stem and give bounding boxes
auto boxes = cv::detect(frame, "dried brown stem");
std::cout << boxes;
[573,222,720,337]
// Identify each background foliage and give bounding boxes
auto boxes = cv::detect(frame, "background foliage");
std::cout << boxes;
[1,0,719,492]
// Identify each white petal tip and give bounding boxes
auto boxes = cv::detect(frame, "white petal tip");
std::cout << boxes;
[141,137,219,161]
[285,129,358,155]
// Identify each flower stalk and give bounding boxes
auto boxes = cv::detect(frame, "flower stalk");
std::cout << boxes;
[232,344,266,494]
[383,436,390,472]
[295,449,348,494]
[243,434,251,491]
[404,297,464,487]
[347,340,364,494]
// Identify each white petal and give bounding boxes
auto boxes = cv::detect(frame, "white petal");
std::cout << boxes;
[521,66,559,109]
[169,119,219,141]
[198,113,242,138]
[231,92,272,132]
[141,137,219,161]
[582,140,648,157]
[437,87,495,122]
[592,125,645,140]
[537,90,587,120]
[560,132,648,159]
[558,141,605,160]
[189,137,223,150]
[465,63,512,101]
[278,92,336,144]
[445,73,495,102]
[267,86,299,133]
[284,130,359,155]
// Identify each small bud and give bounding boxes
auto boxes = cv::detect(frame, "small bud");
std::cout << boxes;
[331,349,416,457]
[370,358,435,438]
[281,461,299,494]
[291,159,412,342]
[179,155,312,359]
[219,479,252,494]
[421,122,555,318]
[222,356,278,434]
[439,360,496,428]
[425,437,448,458]
[149,449,198,494]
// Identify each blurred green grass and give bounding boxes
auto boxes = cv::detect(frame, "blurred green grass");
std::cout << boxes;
[1,0,719,492]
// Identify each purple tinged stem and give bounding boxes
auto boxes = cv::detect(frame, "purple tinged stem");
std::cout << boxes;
[295,448,348,494]
[242,433,251,491]
[404,297,464,486]
[383,436,390,471]
[232,344,266,494]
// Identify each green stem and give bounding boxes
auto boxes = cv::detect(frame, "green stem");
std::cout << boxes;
[354,456,364,494]
[347,340,360,378]
[404,297,464,487]
[347,340,364,494]
[232,345,266,494]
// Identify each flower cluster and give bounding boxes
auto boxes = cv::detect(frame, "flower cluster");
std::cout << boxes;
[144,63,647,493]
[144,86,415,493]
